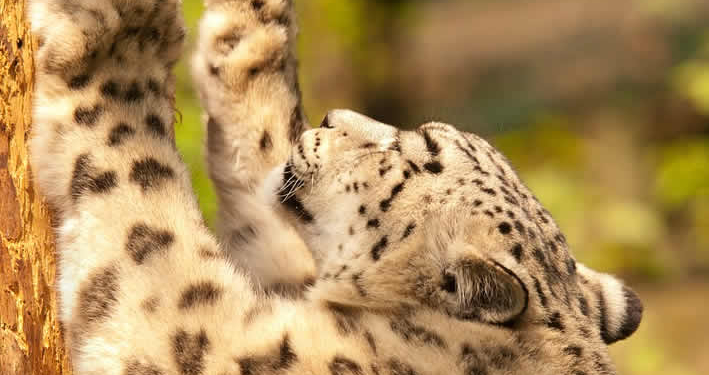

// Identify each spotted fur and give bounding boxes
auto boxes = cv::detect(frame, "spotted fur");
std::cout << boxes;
[29,0,642,374]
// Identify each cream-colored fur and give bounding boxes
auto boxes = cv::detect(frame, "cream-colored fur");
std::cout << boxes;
[192,0,315,291]
[29,0,643,374]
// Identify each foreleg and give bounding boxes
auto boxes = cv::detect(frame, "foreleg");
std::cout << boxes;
[192,0,315,294]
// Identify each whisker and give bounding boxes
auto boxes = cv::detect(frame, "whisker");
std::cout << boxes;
[276,173,298,194]
[279,176,304,203]
[281,182,303,203]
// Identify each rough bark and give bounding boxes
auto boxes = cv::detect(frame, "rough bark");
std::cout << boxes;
[0,0,72,374]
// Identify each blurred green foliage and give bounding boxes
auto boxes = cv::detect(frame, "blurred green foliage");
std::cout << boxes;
[656,138,709,209]
[174,2,215,225]
[172,2,709,373]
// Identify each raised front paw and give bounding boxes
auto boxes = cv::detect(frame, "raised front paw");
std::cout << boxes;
[30,0,185,78]
[195,0,295,89]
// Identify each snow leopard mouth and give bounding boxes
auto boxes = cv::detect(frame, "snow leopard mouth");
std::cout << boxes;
[277,160,313,223]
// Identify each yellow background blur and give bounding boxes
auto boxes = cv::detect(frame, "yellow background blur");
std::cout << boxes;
[175,1,709,374]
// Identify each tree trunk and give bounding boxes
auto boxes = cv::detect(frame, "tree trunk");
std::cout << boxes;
[0,0,72,374]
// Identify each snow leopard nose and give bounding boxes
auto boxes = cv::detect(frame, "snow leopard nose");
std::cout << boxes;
[322,109,398,142]
[319,114,334,129]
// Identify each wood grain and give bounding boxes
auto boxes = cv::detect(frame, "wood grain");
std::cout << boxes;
[0,0,72,373]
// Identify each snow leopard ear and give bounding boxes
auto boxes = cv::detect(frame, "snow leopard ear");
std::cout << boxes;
[422,211,528,325]
[447,258,529,325]
[577,264,643,344]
